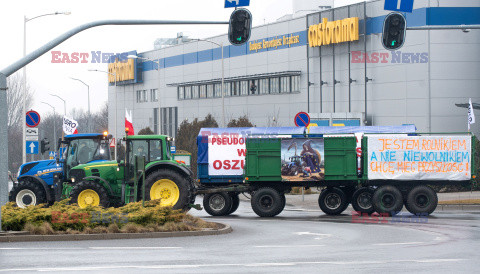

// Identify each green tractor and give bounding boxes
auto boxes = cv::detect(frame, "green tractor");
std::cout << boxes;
[61,135,195,210]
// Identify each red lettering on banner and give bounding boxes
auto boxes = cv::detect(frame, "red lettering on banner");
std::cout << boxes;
[237,149,246,156]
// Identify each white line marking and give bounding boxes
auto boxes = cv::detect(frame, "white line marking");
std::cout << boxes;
[255,245,325,248]
[0,259,465,272]
[89,247,181,250]
[0,248,83,250]
[373,242,425,246]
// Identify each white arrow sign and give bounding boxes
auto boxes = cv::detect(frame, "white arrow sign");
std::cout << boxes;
[29,142,36,153]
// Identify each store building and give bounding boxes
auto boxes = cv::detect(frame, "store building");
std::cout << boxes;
[107,0,480,140]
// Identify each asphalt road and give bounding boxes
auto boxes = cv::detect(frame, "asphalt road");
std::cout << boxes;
[1,196,479,273]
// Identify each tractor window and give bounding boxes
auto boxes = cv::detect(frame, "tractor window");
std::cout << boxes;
[129,140,149,164]
[65,139,107,166]
[150,140,163,161]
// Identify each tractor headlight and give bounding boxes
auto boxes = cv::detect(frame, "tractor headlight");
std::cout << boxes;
[70,177,75,183]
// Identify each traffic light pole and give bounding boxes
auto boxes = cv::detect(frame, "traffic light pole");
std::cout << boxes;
[0,19,228,231]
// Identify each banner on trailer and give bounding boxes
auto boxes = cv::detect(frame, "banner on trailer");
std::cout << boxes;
[367,136,471,180]
[281,138,325,182]
[208,135,246,176]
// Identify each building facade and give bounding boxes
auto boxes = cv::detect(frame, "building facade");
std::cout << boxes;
[108,0,480,140]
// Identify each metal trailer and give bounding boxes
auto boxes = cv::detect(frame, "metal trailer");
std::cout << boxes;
[195,125,478,217]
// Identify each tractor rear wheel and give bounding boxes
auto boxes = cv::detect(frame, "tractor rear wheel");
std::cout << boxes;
[145,169,193,211]
[318,187,348,215]
[9,180,47,208]
[373,185,403,215]
[352,187,375,214]
[251,187,285,217]
[69,181,110,208]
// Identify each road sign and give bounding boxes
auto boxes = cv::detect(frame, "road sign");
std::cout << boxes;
[225,0,250,8]
[49,151,57,159]
[170,146,176,154]
[384,0,414,13]
[26,136,38,141]
[26,141,39,154]
[26,110,41,128]
[109,138,116,148]
[294,112,310,127]
[26,128,39,136]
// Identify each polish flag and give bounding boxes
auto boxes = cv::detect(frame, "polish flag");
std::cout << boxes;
[125,109,135,135]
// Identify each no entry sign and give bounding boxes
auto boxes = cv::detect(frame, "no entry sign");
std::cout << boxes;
[294,112,310,127]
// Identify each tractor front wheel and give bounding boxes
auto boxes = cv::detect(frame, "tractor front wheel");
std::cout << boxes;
[145,169,193,211]
[69,181,110,208]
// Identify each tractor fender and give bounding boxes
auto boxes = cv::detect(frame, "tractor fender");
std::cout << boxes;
[17,175,53,202]
[83,176,115,196]
[145,162,193,179]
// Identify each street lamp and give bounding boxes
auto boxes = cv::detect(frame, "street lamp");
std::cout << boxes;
[89,69,117,159]
[49,93,66,116]
[189,39,225,127]
[41,101,57,152]
[70,77,91,132]
[22,11,70,164]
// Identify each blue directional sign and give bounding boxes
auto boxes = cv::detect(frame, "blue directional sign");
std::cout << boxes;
[384,0,414,13]
[170,146,176,154]
[26,141,39,155]
[225,0,250,8]
[26,110,41,128]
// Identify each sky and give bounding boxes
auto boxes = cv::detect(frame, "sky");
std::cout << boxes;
[0,0,364,120]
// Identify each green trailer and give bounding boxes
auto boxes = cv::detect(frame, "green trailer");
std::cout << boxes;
[242,133,477,217]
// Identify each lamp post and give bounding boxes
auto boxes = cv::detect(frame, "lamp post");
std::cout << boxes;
[70,77,91,132]
[188,39,225,127]
[22,11,70,164]
[41,102,56,153]
[50,93,66,140]
[89,69,117,159]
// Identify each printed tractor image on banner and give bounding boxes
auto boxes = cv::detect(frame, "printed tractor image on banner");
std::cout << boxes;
[281,138,325,182]
[367,136,472,180]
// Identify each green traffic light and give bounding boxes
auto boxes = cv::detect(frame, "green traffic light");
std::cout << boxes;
[391,40,396,46]
[237,37,242,41]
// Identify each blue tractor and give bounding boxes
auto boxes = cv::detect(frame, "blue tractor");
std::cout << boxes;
[9,133,112,208]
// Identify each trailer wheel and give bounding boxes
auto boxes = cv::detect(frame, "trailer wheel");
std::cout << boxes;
[9,180,47,208]
[251,188,285,217]
[405,185,438,215]
[373,185,403,215]
[146,169,192,211]
[351,187,375,214]
[69,181,110,208]
[203,192,233,216]
[228,193,240,215]
[318,187,348,215]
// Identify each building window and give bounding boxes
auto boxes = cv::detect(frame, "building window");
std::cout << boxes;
[249,80,257,95]
[270,77,280,94]
[153,108,159,134]
[184,86,192,99]
[280,76,290,93]
[206,84,213,98]
[200,85,207,98]
[136,90,147,102]
[214,83,221,97]
[161,107,178,139]
[231,81,240,96]
[178,86,184,100]
[292,76,300,92]
[151,89,158,102]
[192,85,199,99]
[240,81,248,96]
[259,78,269,94]
[223,82,231,97]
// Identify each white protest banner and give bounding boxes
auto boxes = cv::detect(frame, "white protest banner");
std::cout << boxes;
[63,116,79,135]
[367,135,471,181]
[208,134,246,176]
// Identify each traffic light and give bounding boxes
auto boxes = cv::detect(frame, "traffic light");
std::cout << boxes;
[228,8,252,46]
[41,138,50,154]
[382,12,406,50]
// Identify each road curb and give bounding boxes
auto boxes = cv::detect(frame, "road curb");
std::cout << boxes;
[0,222,232,242]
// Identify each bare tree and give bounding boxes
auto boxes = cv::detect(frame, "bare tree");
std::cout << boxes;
[7,73,34,127]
